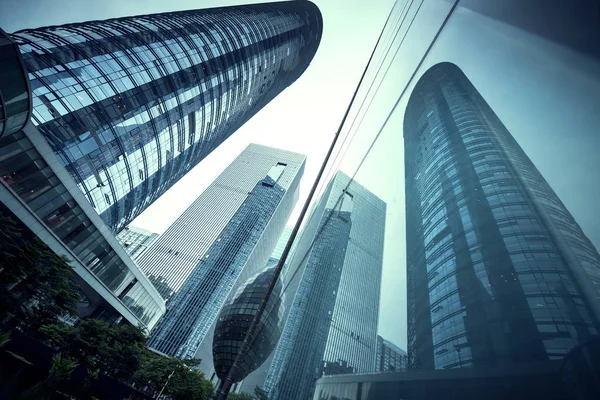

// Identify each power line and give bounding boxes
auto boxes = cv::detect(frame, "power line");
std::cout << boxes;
[213,2,401,398]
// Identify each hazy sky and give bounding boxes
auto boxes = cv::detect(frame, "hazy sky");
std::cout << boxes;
[3,0,600,351]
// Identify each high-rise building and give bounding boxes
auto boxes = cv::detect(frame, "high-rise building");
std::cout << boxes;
[1,29,165,330]
[404,62,600,371]
[9,2,322,232]
[144,144,305,358]
[264,171,386,400]
[376,335,407,373]
[0,2,320,332]
[205,225,293,394]
[116,226,159,260]
[213,265,285,385]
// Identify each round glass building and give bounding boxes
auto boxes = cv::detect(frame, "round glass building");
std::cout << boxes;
[213,266,285,383]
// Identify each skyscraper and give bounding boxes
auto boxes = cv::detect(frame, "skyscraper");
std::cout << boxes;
[9,2,322,232]
[213,265,285,384]
[0,2,320,332]
[144,144,305,358]
[116,226,159,260]
[2,25,165,329]
[264,171,386,400]
[376,335,407,373]
[404,62,600,371]
[195,226,293,390]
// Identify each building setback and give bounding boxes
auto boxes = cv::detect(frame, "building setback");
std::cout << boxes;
[376,335,407,373]
[264,171,386,400]
[116,225,159,260]
[404,62,600,370]
[9,1,322,232]
[144,144,305,358]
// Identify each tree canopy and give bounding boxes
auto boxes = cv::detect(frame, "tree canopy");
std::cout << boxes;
[0,210,80,331]
[132,351,214,400]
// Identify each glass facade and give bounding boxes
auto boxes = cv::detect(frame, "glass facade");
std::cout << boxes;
[146,144,305,358]
[376,335,407,373]
[213,266,284,383]
[404,62,600,370]
[0,28,31,138]
[9,2,322,231]
[116,225,159,260]
[0,126,165,329]
[264,171,386,400]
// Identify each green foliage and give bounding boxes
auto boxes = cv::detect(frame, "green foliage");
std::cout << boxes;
[228,392,255,400]
[40,319,147,380]
[0,211,80,331]
[227,388,269,400]
[19,353,78,400]
[0,330,11,348]
[48,352,78,380]
[132,352,214,400]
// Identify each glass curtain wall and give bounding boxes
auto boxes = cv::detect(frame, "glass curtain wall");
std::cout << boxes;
[10,2,322,231]
[217,1,600,399]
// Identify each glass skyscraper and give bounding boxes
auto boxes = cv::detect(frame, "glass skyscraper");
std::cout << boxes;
[404,62,600,370]
[376,335,407,373]
[143,144,305,358]
[207,226,293,394]
[264,171,386,400]
[0,2,319,332]
[9,2,322,232]
[213,265,285,384]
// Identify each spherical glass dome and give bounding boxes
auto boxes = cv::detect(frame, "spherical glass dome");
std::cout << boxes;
[213,266,284,382]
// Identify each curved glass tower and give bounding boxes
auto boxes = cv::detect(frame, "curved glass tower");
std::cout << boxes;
[10,1,322,231]
[404,62,600,370]
[213,266,284,383]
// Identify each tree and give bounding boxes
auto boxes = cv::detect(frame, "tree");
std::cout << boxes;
[132,352,214,400]
[0,211,80,331]
[228,392,254,400]
[19,353,78,400]
[40,319,147,380]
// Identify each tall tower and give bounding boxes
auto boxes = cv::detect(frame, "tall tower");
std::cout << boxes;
[264,171,386,400]
[143,144,305,358]
[194,226,294,390]
[9,2,322,231]
[404,62,600,370]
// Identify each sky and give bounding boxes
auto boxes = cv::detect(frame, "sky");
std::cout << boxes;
[3,0,600,352]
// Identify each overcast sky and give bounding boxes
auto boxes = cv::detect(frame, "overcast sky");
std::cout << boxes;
[3,0,600,351]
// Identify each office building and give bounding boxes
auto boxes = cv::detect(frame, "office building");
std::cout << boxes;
[264,171,386,400]
[116,225,159,260]
[404,62,600,370]
[0,2,321,330]
[0,30,165,330]
[195,226,293,390]
[314,360,563,400]
[313,336,600,400]
[8,2,322,232]
[213,265,285,384]
[376,335,407,373]
[145,144,305,358]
